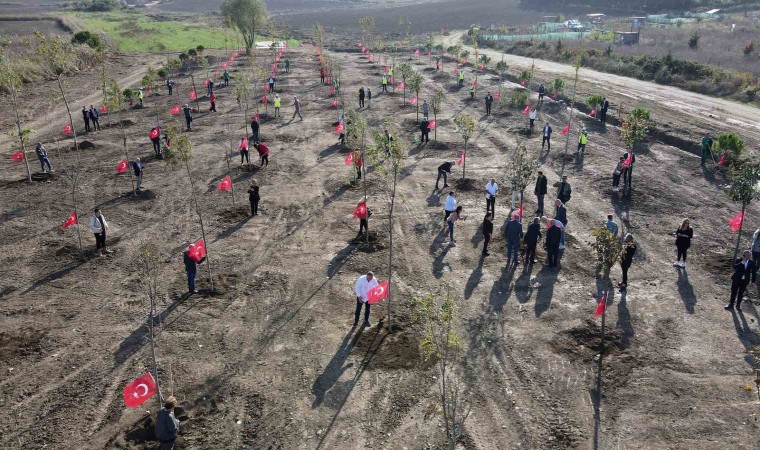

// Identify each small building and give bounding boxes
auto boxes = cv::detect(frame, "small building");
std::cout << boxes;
[586,13,605,24]
[631,17,646,30]
[614,31,640,45]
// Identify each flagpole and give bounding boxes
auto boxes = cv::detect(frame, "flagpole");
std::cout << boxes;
[593,290,606,449]
[558,64,580,186]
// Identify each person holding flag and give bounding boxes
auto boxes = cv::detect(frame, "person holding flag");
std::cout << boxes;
[436,161,454,189]
[35,142,53,173]
[726,249,756,310]
[150,128,161,156]
[273,94,281,118]
[354,199,370,238]
[183,242,206,294]
[89,208,111,257]
[524,217,542,264]
[155,395,180,450]
[482,213,494,256]
[542,122,552,151]
[132,158,143,191]
[354,271,378,327]
[619,233,636,291]
[673,219,693,268]
[505,213,523,265]
[248,181,260,216]
[338,115,346,145]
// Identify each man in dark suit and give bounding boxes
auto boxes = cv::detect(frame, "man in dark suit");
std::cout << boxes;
[545,219,562,267]
[726,249,756,311]
[534,171,548,215]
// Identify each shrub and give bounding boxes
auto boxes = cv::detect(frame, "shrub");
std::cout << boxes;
[717,132,746,162]
[622,108,651,148]
[509,89,528,108]
[744,41,755,57]
[72,0,121,11]
[71,31,102,50]
[688,32,700,49]
[122,88,134,101]
[587,94,604,109]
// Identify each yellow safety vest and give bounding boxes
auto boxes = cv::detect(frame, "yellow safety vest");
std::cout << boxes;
[459,72,464,80]
[382,76,387,85]
[388,68,393,76]
[579,133,588,145]
[274,97,281,108]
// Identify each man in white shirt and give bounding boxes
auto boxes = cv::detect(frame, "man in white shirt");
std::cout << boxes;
[485,178,498,216]
[444,191,458,222]
[354,272,378,327]
[529,108,537,131]
[89,208,112,257]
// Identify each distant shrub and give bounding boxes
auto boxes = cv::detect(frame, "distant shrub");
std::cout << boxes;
[744,41,755,57]
[71,31,102,50]
[72,0,121,11]
[509,89,528,108]
[688,32,700,49]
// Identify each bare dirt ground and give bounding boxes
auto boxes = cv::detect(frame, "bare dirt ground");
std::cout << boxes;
[1,37,760,450]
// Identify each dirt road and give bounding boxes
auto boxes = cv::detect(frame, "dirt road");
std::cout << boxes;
[444,31,760,147]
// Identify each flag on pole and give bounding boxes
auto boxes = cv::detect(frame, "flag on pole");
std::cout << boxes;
[214,70,220,78]
[621,153,633,169]
[149,128,160,140]
[228,56,235,62]
[62,124,72,135]
[221,62,228,69]
[428,120,436,129]
[472,80,478,88]
[252,113,260,122]
[187,239,206,263]
[410,96,418,106]
[261,95,267,103]
[729,211,745,232]
[589,108,596,117]
[593,292,607,319]
[520,79,528,87]
[115,159,129,174]
[560,123,571,135]
[458,152,465,166]
[397,82,405,89]
[10,150,24,162]
[264,84,270,92]
[717,152,727,166]
[189,89,197,100]
[335,122,344,133]
[218,175,232,192]
[123,372,157,408]
[344,152,354,165]
[368,55,374,62]
[100,105,108,113]
[170,104,181,115]
[352,202,367,219]
[62,212,78,229]
[493,91,501,100]
[522,105,530,115]
[331,98,338,107]
[367,281,389,304]
[330,86,335,95]
[203,80,209,87]
[415,49,420,55]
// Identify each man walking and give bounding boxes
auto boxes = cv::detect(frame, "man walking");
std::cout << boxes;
[505,213,523,265]
[89,105,100,131]
[436,161,454,189]
[183,104,193,131]
[89,208,111,257]
[206,78,214,96]
[524,217,541,264]
[538,83,545,103]
[557,176,572,204]
[542,122,552,151]
[545,219,562,267]
[35,142,53,173]
[132,158,143,190]
[700,133,713,166]
[599,97,609,124]
[155,396,180,450]
[82,106,91,133]
[725,250,756,311]
[444,191,457,221]
[481,213,494,256]
[420,116,430,143]
[354,271,378,327]
[485,92,493,115]
[604,214,619,237]
[292,96,303,120]
[534,170,547,215]
[359,87,365,108]
[209,92,217,112]
[485,178,498,216]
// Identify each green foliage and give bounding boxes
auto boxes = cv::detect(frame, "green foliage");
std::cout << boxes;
[141,67,157,90]
[453,112,477,143]
[622,108,651,148]
[34,32,78,78]
[688,31,700,50]
[179,52,189,62]
[717,132,746,162]
[591,227,622,275]
[727,159,760,206]
[122,87,133,101]
[552,78,564,95]
[397,62,413,82]
[221,0,268,55]
[479,54,491,66]
[105,78,123,111]
[587,94,604,109]
[71,0,121,12]
[345,106,367,150]
[518,70,530,82]
[71,31,102,50]
[495,58,508,74]
[509,89,529,108]
[188,48,198,58]
[156,69,167,79]
[196,45,205,54]
[163,126,193,169]
[508,145,537,194]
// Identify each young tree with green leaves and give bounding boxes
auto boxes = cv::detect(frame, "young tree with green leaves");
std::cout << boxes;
[220,0,267,56]
[508,145,538,213]
[591,227,622,279]
[413,291,471,450]
[0,54,33,182]
[164,127,215,290]
[587,94,604,113]
[454,113,478,180]
[717,132,746,165]
[397,62,412,103]
[552,78,565,98]
[105,78,136,195]
[727,158,760,260]
[430,87,446,142]
[407,71,424,122]
[621,108,652,149]
[495,56,508,84]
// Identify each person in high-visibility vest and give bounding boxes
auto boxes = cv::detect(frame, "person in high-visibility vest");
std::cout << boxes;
[388,66,393,78]
[458,70,464,87]
[577,129,589,155]
[273,94,281,118]
[381,75,388,92]
[469,84,475,99]
[137,89,144,106]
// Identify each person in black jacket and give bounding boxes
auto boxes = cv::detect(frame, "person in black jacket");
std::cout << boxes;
[599,97,609,124]
[541,122,552,150]
[482,213,493,256]
[359,87,365,108]
[673,219,693,268]
[251,117,260,144]
[524,217,541,264]
[89,105,100,131]
[534,171,548,215]
[538,84,545,103]
[183,104,193,131]
[620,233,636,290]
[436,160,454,189]
[420,116,430,143]
[725,249,756,310]
[554,199,568,249]
[485,92,493,115]
[82,106,91,133]
[557,176,571,204]
[622,151,636,188]
[545,219,562,267]
[248,182,260,216]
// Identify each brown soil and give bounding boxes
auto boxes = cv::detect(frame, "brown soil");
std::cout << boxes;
[1,40,759,450]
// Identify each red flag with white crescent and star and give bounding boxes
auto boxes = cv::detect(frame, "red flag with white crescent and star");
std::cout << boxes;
[115,159,129,174]
[410,96,418,106]
[221,62,228,69]
[335,122,344,133]
[560,123,571,136]
[428,120,436,129]
[62,124,72,135]
[218,175,232,192]
[62,212,77,229]
[717,152,727,166]
[261,95,267,103]
[352,202,367,219]
[729,211,744,232]
[522,105,530,115]
[344,152,354,165]
[203,79,209,87]
[458,152,465,166]
[593,292,607,319]
[100,105,108,113]
[589,108,596,117]
[170,104,181,115]
[188,238,206,263]
[264,84,270,92]
[123,372,157,408]
[10,150,24,162]
[367,280,389,304]
[214,70,220,78]
[331,98,338,108]
[149,128,159,140]
[493,91,501,100]
[189,89,197,100]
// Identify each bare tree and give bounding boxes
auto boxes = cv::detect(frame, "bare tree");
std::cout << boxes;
[0,54,33,182]
[106,78,136,195]
[508,144,538,213]
[137,240,165,408]
[430,87,446,142]
[453,113,478,180]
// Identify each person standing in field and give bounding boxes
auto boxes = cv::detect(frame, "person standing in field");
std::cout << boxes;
[251,116,260,143]
[183,104,193,131]
[538,84,545,103]
[436,161,454,189]
[273,94,281,118]
[485,92,493,115]
[254,142,270,167]
[420,116,430,143]
[367,87,372,108]
[209,92,217,112]
[89,208,111,257]
[82,106,91,133]
[544,218,562,267]
[612,156,624,192]
[534,170,547,216]
[35,142,53,173]
[599,97,609,124]
[422,99,430,118]
[751,228,760,278]
[320,67,326,84]
[485,178,498,216]
[700,133,713,166]
[577,129,588,155]
[444,191,457,221]
[239,137,250,166]
[137,89,144,106]
[355,199,370,238]
[542,122,552,151]
[557,176,572,204]
[268,75,276,92]
[725,249,756,311]
[673,219,693,268]
[524,217,541,264]
[604,214,619,237]
[150,128,161,156]
[381,74,388,92]
[505,213,523,265]
[554,199,568,249]
[248,181,260,216]
[292,96,303,120]
[223,70,230,87]
[132,158,143,191]
[482,213,494,256]
[446,205,466,244]
[89,105,100,131]
[206,79,214,96]
[619,233,636,291]
[359,87,365,108]
[183,246,201,294]
[458,69,464,87]
[285,58,290,73]
[155,396,180,450]
[529,108,537,131]
[354,271,378,327]
[166,78,174,95]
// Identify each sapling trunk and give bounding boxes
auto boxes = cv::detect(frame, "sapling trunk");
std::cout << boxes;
[10,88,32,182]
[57,77,79,152]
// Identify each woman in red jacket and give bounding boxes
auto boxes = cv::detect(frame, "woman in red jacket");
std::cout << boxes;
[254,142,269,167]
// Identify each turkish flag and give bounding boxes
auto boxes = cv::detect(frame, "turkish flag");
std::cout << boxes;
[593,292,607,319]
[261,95,267,103]
[560,124,571,136]
[189,89,197,100]
[472,80,478,88]
[410,96,418,106]
[115,158,129,174]
[516,204,524,220]
[62,124,72,135]
[123,372,157,408]
[62,212,77,229]
[149,128,159,140]
[327,76,332,85]
[522,105,530,115]
[458,152,465,166]
[352,202,367,219]
[252,113,260,122]
[355,153,363,168]
[415,49,420,55]
[335,122,344,133]
[264,84,270,92]
[214,70,220,78]
[331,99,338,108]
[621,153,633,169]
[170,104,181,115]
[203,79,209,87]
[221,62,228,69]
[188,238,206,263]
[368,55,374,62]
[367,280,389,304]
[10,150,24,162]
[344,152,354,165]
[428,120,436,129]
[717,152,727,166]
[218,175,232,192]
[100,105,108,113]
[589,108,596,117]
[229,56,235,62]
[493,91,501,100]
[729,211,744,232]
[330,86,335,95]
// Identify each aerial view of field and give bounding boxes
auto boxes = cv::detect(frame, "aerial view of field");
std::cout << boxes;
[0,0,759,449]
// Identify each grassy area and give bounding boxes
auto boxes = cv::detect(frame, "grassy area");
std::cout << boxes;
[71,11,299,53]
